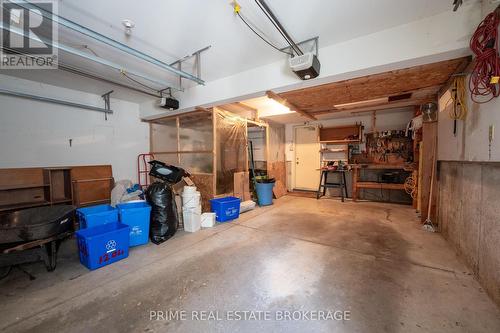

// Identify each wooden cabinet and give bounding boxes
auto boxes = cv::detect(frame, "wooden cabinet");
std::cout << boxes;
[45,168,73,204]
[319,124,362,144]
[0,165,113,212]
[0,168,51,211]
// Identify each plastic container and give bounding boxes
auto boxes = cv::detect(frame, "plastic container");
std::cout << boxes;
[255,182,275,206]
[201,213,216,228]
[183,207,201,232]
[117,201,151,246]
[182,191,201,208]
[182,186,197,195]
[76,223,130,270]
[240,200,256,214]
[209,197,241,222]
[76,204,118,229]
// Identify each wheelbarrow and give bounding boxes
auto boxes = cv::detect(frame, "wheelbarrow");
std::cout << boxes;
[0,205,75,278]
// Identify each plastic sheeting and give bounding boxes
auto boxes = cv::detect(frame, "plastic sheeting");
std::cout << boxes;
[216,112,248,195]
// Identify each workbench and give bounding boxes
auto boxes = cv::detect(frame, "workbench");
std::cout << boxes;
[350,164,414,201]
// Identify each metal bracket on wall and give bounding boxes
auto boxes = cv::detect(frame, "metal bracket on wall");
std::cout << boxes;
[169,46,211,90]
[0,88,114,114]
[280,36,319,57]
[101,91,113,121]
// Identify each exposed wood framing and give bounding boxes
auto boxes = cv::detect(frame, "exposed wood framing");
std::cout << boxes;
[277,57,468,115]
[266,90,317,120]
[195,106,211,113]
[218,102,259,121]
[438,56,472,97]
[212,107,217,196]
[176,116,181,164]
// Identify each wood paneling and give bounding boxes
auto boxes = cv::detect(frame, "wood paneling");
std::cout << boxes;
[421,122,438,223]
[278,57,469,116]
[71,165,113,207]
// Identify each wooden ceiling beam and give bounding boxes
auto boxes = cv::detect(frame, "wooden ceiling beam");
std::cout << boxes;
[266,90,316,120]
[218,102,259,120]
[195,106,211,113]
[234,102,257,114]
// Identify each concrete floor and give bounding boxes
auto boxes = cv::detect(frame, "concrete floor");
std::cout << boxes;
[1,196,499,332]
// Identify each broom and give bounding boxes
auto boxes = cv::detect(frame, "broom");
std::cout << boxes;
[423,138,437,232]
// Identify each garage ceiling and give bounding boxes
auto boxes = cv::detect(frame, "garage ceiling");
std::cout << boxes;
[272,56,470,118]
[1,0,472,100]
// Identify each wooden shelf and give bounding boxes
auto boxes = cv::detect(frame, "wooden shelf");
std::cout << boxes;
[0,200,51,212]
[52,198,73,204]
[320,139,360,144]
[320,149,347,153]
[0,184,50,191]
[355,181,405,190]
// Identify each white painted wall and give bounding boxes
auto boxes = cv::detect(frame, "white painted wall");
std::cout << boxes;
[437,2,500,163]
[142,3,480,119]
[284,109,415,189]
[437,77,500,162]
[0,74,149,181]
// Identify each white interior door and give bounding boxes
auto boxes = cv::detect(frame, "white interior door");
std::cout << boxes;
[294,126,320,190]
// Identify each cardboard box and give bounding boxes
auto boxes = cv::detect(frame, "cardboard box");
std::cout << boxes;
[234,171,251,201]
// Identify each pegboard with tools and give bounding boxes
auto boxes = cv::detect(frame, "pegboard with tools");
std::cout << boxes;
[351,130,413,165]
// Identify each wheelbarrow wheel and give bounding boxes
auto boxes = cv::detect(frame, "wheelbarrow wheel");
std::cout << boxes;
[44,241,58,272]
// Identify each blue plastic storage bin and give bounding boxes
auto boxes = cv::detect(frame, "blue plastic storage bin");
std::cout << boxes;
[76,223,130,270]
[117,201,151,247]
[76,204,118,229]
[255,182,275,206]
[209,196,241,222]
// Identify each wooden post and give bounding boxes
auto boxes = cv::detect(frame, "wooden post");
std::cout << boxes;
[212,108,217,196]
[421,121,438,223]
[176,116,181,165]
[265,124,270,171]
[244,119,249,173]
[352,168,359,201]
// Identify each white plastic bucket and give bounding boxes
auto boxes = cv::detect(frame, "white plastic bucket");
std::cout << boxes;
[182,191,200,208]
[183,186,197,195]
[183,207,201,233]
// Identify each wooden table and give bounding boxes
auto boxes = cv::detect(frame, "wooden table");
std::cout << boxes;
[350,164,414,201]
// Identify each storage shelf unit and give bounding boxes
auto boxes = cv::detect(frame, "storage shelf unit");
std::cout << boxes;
[319,124,362,144]
[0,165,113,212]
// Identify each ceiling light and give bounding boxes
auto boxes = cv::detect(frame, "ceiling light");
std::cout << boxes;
[122,19,135,35]
[334,97,388,109]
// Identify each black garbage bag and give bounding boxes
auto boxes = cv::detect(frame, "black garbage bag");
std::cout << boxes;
[145,182,179,244]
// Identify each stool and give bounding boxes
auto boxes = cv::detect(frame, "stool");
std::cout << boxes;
[317,170,348,202]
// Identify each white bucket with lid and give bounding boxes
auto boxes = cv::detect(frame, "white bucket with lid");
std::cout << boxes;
[182,190,200,208]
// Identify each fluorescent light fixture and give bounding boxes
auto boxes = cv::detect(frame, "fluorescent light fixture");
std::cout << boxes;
[334,97,388,109]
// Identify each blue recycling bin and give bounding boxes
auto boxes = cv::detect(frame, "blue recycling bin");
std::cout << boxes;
[255,182,275,206]
[117,201,151,247]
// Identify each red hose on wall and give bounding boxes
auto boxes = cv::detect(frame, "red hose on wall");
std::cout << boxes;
[469,8,500,103]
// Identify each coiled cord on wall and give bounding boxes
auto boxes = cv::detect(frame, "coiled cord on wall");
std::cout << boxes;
[469,9,500,103]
